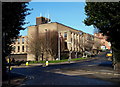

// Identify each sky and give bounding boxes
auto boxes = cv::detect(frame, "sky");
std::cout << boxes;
[20,2,94,36]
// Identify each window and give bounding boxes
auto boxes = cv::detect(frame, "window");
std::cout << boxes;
[18,46,20,52]
[64,32,67,38]
[64,42,67,50]
[22,46,24,52]
[26,45,28,52]
[26,38,28,44]
[18,38,20,44]
[74,39,75,43]
[71,47,72,51]
[22,38,24,44]
[71,38,72,42]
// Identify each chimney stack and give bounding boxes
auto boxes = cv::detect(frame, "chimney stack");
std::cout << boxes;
[36,16,51,25]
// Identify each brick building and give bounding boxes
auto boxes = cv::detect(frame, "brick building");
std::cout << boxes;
[94,33,111,50]
[11,16,101,61]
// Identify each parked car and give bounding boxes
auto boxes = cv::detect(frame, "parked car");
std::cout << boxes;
[106,50,112,61]
[85,51,92,57]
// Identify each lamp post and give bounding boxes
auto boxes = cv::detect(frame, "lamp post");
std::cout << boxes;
[79,32,85,57]
[45,29,48,66]
[80,32,86,57]
[58,32,61,60]
[82,34,85,57]
[68,42,72,63]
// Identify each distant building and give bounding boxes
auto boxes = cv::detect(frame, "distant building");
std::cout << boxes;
[10,36,28,61]
[10,16,101,61]
[94,33,111,50]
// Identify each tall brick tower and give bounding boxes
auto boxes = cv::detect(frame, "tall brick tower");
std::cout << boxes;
[36,16,51,25]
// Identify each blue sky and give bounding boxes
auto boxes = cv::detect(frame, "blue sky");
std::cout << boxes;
[20,2,94,36]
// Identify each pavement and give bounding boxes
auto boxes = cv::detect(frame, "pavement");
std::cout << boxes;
[2,73,27,87]
[12,57,120,76]
[2,52,120,86]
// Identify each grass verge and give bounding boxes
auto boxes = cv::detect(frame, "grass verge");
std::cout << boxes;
[28,57,87,64]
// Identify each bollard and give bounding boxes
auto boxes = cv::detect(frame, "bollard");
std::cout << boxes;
[10,67,12,70]
[46,61,48,66]
[26,62,29,66]
[68,59,71,63]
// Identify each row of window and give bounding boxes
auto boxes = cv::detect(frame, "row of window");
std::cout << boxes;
[18,38,24,43]
[64,32,83,38]
[12,46,27,52]
[12,38,28,44]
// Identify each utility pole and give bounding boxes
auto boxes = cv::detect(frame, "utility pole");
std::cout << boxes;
[82,33,85,57]
[68,42,72,63]
[45,29,48,66]
[58,32,61,60]
[68,50,72,63]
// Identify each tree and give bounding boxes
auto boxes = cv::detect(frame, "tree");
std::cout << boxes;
[79,33,94,57]
[46,30,58,60]
[93,37,102,54]
[28,35,43,61]
[2,2,30,80]
[28,30,65,61]
[47,30,65,60]
[84,2,120,70]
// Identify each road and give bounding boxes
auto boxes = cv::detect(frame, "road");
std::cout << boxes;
[11,52,119,86]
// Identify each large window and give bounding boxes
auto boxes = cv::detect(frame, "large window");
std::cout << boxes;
[71,38,72,42]
[18,46,20,52]
[22,37,24,44]
[64,42,67,50]
[26,45,28,52]
[22,46,24,52]
[64,32,67,38]
[18,38,20,44]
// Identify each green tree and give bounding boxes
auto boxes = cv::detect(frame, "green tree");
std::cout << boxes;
[2,2,30,80]
[84,2,120,70]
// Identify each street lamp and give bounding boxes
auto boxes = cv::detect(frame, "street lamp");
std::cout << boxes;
[82,34,85,57]
[68,42,72,63]
[80,33,85,57]
[58,32,61,60]
[45,29,48,66]
[79,32,86,57]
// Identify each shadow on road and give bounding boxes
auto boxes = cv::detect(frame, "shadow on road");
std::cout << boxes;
[98,61,113,68]
[12,67,117,86]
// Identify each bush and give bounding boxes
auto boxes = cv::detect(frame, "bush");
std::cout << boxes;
[61,53,69,60]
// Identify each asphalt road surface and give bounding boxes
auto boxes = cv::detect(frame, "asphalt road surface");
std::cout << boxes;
[12,52,118,86]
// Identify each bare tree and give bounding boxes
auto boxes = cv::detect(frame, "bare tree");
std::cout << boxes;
[28,30,65,61]
[47,30,64,60]
[28,34,42,61]
[79,34,94,57]
[39,34,46,61]
[94,37,101,50]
